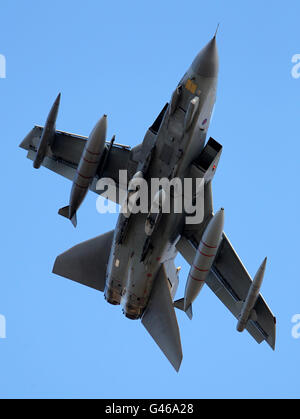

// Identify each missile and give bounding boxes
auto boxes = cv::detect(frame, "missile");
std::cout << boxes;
[145,189,166,236]
[174,208,224,318]
[236,257,267,333]
[58,115,107,227]
[33,93,61,169]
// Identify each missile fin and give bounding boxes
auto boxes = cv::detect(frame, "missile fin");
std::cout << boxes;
[174,298,193,320]
[236,303,257,323]
[250,309,258,322]
[58,206,70,219]
[58,206,77,228]
[71,212,77,228]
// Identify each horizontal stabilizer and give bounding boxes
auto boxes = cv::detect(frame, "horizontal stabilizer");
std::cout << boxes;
[142,266,183,372]
[53,230,114,292]
[58,206,77,228]
[174,298,193,320]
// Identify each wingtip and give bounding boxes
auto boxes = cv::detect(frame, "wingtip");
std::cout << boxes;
[173,356,183,373]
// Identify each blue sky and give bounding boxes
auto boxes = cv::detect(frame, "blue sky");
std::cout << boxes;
[0,0,300,398]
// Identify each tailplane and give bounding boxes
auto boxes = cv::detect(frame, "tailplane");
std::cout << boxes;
[53,230,114,292]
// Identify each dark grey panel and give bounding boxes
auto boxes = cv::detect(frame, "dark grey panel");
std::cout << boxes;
[51,130,86,165]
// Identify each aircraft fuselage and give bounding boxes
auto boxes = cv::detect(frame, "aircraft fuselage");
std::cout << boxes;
[104,38,219,319]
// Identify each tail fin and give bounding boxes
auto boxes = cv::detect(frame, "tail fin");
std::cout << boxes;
[58,206,77,228]
[53,230,114,292]
[174,298,193,320]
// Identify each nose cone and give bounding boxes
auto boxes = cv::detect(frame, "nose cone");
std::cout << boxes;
[254,257,267,286]
[201,207,224,249]
[89,114,107,144]
[54,92,61,107]
[47,92,61,125]
[191,36,219,77]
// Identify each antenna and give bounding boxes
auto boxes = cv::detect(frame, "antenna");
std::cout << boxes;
[214,23,220,38]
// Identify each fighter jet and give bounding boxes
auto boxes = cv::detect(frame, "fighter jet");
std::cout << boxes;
[20,34,276,371]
